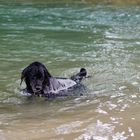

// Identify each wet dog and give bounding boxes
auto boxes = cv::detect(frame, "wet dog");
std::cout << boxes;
[21,62,87,97]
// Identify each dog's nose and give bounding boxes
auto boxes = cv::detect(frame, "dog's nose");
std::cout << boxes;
[35,86,41,91]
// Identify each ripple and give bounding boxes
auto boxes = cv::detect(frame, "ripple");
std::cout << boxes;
[55,121,83,135]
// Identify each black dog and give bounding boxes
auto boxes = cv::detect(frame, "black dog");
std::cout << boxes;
[21,62,87,97]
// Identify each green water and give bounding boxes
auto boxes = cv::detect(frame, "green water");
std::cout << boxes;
[0,3,140,140]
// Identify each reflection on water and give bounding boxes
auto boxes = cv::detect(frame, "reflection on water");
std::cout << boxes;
[0,2,140,140]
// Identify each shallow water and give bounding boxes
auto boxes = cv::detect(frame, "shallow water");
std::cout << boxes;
[0,3,140,140]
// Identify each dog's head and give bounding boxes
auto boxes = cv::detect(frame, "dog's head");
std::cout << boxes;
[21,62,51,94]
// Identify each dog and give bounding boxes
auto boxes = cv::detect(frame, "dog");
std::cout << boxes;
[21,61,87,97]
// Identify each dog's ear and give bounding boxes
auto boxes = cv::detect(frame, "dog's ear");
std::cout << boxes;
[43,67,51,78]
[20,67,30,85]
[41,65,51,86]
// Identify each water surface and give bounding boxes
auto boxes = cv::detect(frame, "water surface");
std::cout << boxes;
[0,3,140,140]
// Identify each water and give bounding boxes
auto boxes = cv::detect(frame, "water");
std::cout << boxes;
[0,2,140,140]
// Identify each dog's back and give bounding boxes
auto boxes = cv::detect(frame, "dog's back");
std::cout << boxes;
[44,77,76,93]
[43,68,87,97]
[43,77,86,98]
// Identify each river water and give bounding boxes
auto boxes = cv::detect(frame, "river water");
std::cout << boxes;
[0,2,140,140]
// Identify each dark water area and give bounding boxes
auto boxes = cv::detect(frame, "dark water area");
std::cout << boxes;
[0,2,140,140]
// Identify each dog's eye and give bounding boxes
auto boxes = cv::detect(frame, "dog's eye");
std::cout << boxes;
[31,76,37,80]
[37,75,43,79]
[31,77,36,80]
[38,77,43,80]
[31,76,42,80]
